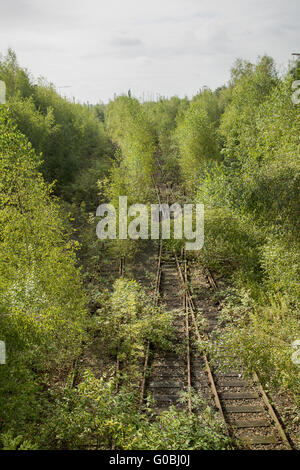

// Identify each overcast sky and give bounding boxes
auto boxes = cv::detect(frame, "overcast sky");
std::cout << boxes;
[0,0,299,103]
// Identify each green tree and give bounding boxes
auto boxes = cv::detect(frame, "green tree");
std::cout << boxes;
[0,107,88,434]
[175,98,220,194]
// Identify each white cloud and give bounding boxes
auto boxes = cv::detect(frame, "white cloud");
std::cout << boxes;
[0,0,299,102]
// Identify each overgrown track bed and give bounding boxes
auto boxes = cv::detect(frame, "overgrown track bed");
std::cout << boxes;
[90,179,293,450]
[72,257,124,387]
[185,259,293,450]
[141,249,207,413]
[164,182,293,450]
[139,242,293,449]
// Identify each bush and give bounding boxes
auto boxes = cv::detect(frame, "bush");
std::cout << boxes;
[38,370,232,450]
[96,278,173,371]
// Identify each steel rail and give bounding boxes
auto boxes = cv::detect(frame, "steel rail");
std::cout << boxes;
[115,258,125,392]
[206,268,292,449]
[148,181,292,448]
[139,175,162,408]
[139,239,162,408]
[174,251,228,428]
[252,372,292,450]
[184,258,192,415]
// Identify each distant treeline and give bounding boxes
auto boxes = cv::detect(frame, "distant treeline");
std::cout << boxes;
[0,49,112,203]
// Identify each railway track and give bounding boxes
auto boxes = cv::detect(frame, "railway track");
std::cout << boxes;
[70,256,124,388]
[139,247,227,420]
[184,255,292,449]
[92,177,293,450]
[139,245,292,449]
[137,177,292,448]
[141,248,192,413]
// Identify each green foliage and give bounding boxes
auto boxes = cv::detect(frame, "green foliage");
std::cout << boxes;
[194,208,263,284]
[260,235,300,305]
[210,289,300,401]
[142,97,189,180]
[97,278,173,367]
[34,84,112,195]
[220,55,278,165]
[290,57,300,81]
[1,47,299,449]
[38,370,232,450]
[104,96,158,256]
[0,431,38,450]
[0,107,88,434]
[192,88,221,126]
[39,371,141,450]
[106,96,156,205]
[0,49,33,99]
[0,50,111,196]
[138,406,232,450]
[194,56,300,402]
[175,92,221,194]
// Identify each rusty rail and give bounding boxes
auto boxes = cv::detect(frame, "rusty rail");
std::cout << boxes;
[139,239,162,408]
[205,268,292,449]
[184,259,192,415]
[174,251,228,428]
